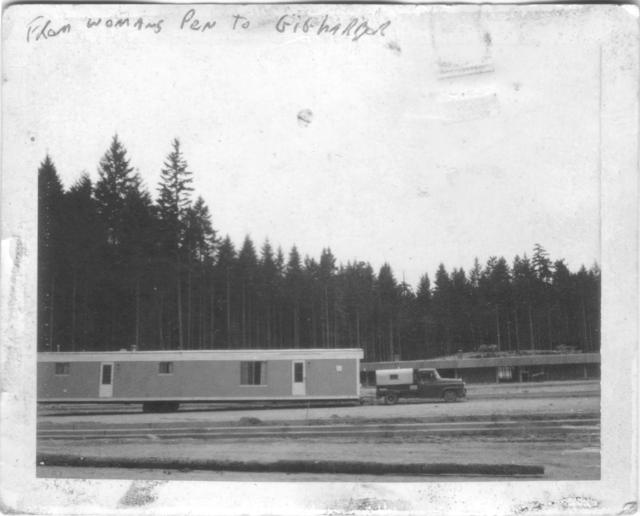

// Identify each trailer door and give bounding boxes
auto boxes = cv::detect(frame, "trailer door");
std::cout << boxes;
[292,361,306,396]
[99,362,114,397]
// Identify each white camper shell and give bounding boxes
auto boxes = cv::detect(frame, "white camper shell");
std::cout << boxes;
[375,368,415,386]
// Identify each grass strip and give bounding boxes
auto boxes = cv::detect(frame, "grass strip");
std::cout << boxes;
[37,453,544,476]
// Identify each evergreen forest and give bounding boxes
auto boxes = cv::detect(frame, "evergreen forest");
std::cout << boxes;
[38,136,601,361]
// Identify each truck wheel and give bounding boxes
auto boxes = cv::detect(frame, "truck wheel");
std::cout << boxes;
[443,390,457,403]
[385,392,398,405]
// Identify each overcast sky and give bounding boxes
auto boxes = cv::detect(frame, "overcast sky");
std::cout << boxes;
[5,4,603,287]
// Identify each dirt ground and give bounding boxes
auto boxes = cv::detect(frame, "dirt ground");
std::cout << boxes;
[39,435,599,481]
[37,381,600,481]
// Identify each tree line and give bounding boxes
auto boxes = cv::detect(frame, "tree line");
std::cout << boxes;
[38,135,600,360]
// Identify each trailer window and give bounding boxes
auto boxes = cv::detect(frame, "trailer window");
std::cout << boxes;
[55,362,70,375]
[389,374,398,380]
[240,361,266,385]
[159,362,174,375]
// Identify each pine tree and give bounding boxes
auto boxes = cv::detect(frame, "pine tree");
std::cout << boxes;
[156,138,194,349]
[303,256,321,349]
[467,258,484,350]
[342,261,375,358]
[215,236,237,347]
[94,135,140,246]
[433,264,452,356]
[485,257,511,351]
[377,263,399,360]
[513,254,536,350]
[93,136,147,349]
[238,236,258,347]
[396,276,416,360]
[62,174,101,351]
[259,239,278,347]
[532,244,553,283]
[185,197,217,348]
[119,186,156,350]
[38,155,64,351]
[186,197,216,262]
[450,268,472,352]
[286,246,303,348]
[415,273,432,355]
[319,249,337,347]
[551,259,572,349]
[532,244,554,348]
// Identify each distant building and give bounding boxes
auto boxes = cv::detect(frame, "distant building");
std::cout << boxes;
[361,352,600,385]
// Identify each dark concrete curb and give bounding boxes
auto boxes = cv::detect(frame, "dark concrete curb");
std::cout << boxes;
[37,453,544,477]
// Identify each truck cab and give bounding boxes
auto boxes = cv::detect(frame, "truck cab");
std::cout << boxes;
[375,367,466,405]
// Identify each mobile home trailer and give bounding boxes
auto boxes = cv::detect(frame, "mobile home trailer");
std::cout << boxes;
[38,348,363,411]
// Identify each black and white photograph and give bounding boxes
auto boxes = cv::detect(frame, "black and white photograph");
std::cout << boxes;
[1,3,638,515]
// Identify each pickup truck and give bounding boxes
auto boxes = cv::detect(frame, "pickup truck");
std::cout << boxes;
[375,367,466,404]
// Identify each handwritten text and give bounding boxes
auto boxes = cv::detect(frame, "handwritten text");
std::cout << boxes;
[275,15,390,42]
[26,16,71,42]
[85,16,163,33]
[25,11,392,44]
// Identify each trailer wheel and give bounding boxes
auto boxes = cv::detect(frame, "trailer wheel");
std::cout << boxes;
[443,390,457,403]
[385,392,399,405]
